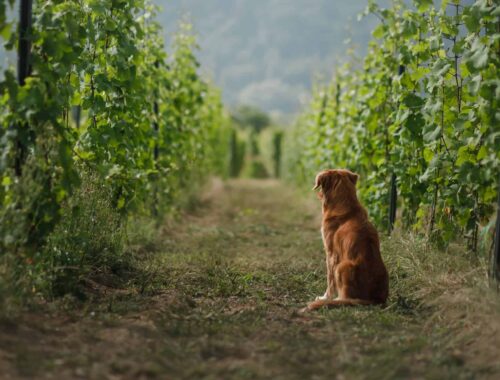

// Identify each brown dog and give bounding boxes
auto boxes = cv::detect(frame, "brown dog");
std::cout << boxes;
[302,169,388,312]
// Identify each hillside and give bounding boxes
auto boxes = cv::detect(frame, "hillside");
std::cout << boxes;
[155,0,385,115]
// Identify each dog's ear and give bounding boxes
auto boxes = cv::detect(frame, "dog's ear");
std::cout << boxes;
[313,171,339,192]
[313,174,320,190]
[313,171,327,191]
[347,172,359,186]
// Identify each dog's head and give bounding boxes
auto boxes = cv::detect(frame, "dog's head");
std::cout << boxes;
[313,169,359,205]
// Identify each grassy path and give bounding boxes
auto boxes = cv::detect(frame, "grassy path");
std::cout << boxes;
[0,179,494,379]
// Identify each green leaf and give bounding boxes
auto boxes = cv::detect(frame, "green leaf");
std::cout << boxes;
[456,146,474,166]
[403,93,424,108]
[372,24,385,39]
[424,126,441,143]
[415,0,433,12]
[477,146,488,161]
[117,197,126,210]
[466,38,490,70]
[2,176,12,186]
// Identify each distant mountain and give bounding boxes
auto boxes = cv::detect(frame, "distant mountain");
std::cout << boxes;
[155,0,386,116]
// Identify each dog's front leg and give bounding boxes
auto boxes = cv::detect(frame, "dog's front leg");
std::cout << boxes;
[317,227,335,301]
[316,251,336,301]
[326,253,337,298]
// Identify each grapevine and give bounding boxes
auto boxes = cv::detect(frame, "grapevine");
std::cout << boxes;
[0,0,229,295]
[286,0,500,249]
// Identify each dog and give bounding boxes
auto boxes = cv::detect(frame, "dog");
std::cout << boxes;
[301,169,388,312]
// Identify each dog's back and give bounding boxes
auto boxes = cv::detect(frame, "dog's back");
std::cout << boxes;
[330,205,388,302]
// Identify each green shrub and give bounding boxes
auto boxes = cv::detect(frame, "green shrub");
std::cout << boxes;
[272,131,283,178]
[41,170,127,298]
[249,161,270,179]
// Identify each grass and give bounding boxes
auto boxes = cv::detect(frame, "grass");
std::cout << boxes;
[0,178,499,379]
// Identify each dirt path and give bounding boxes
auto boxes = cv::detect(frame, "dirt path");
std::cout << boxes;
[0,180,482,379]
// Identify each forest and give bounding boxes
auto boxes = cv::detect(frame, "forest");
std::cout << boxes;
[0,0,499,379]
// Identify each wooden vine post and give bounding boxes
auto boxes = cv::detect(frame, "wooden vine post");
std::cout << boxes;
[14,0,33,177]
[152,60,160,216]
[336,82,340,107]
[18,0,32,85]
[389,173,397,232]
[492,176,500,285]
[72,106,81,129]
[272,131,283,178]
[388,64,405,233]
[153,60,160,164]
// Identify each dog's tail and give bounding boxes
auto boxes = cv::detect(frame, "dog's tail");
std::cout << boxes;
[300,298,377,313]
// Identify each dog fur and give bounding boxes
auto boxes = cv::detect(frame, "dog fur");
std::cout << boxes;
[302,169,389,312]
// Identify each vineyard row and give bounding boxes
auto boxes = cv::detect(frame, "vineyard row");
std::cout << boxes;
[286,0,499,259]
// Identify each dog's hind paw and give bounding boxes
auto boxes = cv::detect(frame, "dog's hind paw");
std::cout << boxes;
[315,294,329,301]
[298,306,310,314]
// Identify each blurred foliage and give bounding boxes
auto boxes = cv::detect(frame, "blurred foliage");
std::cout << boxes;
[272,131,283,178]
[231,105,271,134]
[228,106,277,179]
[229,128,246,178]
